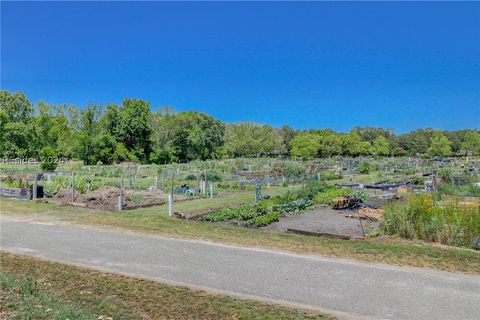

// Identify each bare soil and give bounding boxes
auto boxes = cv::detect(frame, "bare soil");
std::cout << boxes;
[51,187,170,210]
[263,207,379,239]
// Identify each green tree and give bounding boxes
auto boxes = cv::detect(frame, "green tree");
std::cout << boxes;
[279,125,297,154]
[39,146,58,171]
[77,105,102,165]
[289,134,320,160]
[318,133,343,157]
[373,135,390,156]
[343,132,372,156]
[0,90,35,157]
[224,122,280,158]
[460,131,480,155]
[398,129,435,155]
[118,99,152,162]
[427,131,452,156]
[170,111,225,161]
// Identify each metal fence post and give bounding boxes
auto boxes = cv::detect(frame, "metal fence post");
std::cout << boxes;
[168,194,173,217]
[168,171,174,217]
[33,172,38,200]
[71,171,75,202]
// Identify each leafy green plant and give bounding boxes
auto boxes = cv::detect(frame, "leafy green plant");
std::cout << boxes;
[356,161,377,174]
[314,187,352,205]
[39,146,58,171]
[383,194,480,248]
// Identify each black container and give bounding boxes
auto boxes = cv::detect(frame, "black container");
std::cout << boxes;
[29,185,44,199]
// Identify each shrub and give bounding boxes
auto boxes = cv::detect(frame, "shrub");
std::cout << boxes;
[200,172,223,182]
[411,176,425,186]
[356,161,377,174]
[39,146,58,171]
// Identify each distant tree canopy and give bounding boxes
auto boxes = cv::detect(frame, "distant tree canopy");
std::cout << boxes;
[1,90,479,164]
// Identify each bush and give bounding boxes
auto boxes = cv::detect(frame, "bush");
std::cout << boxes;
[185,174,197,181]
[411,176,425,186]
[320,172,341,181]
[383,194,480,248]
[39,146,58,171]
[200,172,223,182]
[356,161,377,174]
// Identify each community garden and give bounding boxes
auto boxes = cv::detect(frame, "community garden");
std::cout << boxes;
[2,155,479,249]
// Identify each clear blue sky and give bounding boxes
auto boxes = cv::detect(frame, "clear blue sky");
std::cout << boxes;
[1,1,479,133]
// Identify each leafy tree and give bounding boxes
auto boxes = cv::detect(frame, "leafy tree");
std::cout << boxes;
[77,105,102,165]
[318,133,343,157]
[373,135,390,156]
[427,131,452,156]
[290,134,320,160]
[170,111,225,161]
[224,122,280,158]
[0,90,35,157]
[352,126,395,144]
[343,132,372,156]
[397,129,435,155]
[460,131,480,155]
[118,99,152,162]
[279,125,297,153]
[39,146,58,171]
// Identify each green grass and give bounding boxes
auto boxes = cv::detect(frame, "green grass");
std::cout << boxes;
[0,273,95,319]
[1,198,479,274]
[383,194,480,248]
[0,252,332,320]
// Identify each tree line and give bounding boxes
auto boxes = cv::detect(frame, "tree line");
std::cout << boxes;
[1,90,479,165]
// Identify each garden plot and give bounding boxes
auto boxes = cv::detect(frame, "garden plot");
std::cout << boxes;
[262,207,379,239]
[48,187,181,210]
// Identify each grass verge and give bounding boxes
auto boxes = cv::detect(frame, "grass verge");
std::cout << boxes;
[0,252,331,320]
[1,198,479,274]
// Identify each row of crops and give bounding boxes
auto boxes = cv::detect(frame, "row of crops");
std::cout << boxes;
[200,181,366,227]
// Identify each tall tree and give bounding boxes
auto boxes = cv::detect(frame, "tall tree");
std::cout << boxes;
[427,131,452,156]
[224,122,280,158]
[373,136,390,156]
[319,133,343,157]
[460,131,480,155]
[118,99,152,162]
[0,90,35,157]
[343,132,372,156]
[290,133,321,160]
[170,111,225,161]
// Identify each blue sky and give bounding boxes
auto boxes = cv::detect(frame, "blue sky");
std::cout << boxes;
[1,1,479,133]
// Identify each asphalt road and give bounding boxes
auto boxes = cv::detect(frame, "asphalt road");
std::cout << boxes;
[1,218,479,320]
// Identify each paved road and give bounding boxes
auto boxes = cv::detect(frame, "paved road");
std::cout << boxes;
[1,218,479,320]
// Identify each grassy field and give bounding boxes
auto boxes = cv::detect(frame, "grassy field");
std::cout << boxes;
[0,252,332,320]
[2,198,479,274]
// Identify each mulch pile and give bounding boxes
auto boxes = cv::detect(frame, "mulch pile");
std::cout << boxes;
[80,187,134,210]
[345,208,383,221]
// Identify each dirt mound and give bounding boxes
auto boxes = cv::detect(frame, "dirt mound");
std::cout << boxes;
[52,188,81,202]
[79,187,133,210]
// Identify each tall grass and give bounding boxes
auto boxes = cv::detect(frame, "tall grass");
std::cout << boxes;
[383,194,480,248]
